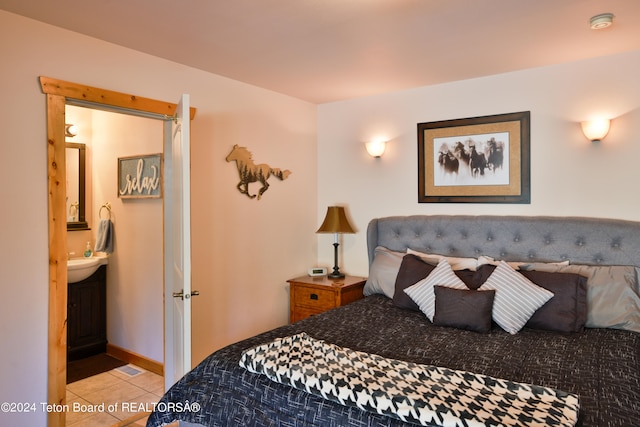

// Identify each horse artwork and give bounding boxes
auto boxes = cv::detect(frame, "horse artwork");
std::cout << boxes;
[438,143,460,180]
[225,145,292,200]
[433,135,508,187]
[418,111,529,203]
[486,137,504,173]
[469,144,487,177]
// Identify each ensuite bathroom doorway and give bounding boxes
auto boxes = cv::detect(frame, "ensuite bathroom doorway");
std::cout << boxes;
[64,104,164,373]
[42,77,195,427]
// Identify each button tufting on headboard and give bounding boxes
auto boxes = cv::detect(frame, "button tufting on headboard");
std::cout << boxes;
[367,215,640,268]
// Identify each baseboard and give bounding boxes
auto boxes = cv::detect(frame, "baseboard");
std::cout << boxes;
[106,343,164,376]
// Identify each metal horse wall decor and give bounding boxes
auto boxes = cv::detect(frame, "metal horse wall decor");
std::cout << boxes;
[226,145,292,200]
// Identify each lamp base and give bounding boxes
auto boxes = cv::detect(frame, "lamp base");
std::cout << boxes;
[329,242,345,279]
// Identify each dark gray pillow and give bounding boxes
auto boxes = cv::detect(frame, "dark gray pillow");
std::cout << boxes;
[520,270,588,333]
[433,286,495,333]
[519,263,640,332]
[392,254,436,310]
[394,255,498,311]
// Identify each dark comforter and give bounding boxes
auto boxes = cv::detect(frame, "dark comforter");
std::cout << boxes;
[147,295,640,427]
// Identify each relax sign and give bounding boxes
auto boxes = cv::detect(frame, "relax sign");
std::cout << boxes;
[118,154,163,198]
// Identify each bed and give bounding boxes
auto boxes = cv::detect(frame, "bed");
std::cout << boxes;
[147,215,640,427]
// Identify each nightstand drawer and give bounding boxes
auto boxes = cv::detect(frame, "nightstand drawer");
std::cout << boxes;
[288,275,366,323]
[292,286,335,310]
[290,306,325,323]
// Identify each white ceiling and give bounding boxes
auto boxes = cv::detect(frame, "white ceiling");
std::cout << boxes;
[2,0,639,104]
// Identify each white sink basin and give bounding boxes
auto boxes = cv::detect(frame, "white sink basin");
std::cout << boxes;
[67,256,108,283]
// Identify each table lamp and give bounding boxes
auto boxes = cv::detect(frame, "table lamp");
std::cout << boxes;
[316,206,355,278]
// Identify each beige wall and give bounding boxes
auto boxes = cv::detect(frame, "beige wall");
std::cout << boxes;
[0,10,317,426]
[317,50,640,277]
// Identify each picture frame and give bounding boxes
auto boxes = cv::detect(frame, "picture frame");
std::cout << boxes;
[417,111,530,204]
[117,153,163,199]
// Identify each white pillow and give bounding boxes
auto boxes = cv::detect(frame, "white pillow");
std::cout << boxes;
[403,258,467,321]
[478,260,554,334]
[477,255,570,270]
[407,249,481,271]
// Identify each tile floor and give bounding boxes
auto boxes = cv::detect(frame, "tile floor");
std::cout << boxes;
[66,363,164,427]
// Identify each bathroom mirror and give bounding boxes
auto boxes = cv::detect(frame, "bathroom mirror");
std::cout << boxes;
[66,143,89,230]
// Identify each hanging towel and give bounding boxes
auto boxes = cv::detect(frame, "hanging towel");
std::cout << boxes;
[94,219,114,254]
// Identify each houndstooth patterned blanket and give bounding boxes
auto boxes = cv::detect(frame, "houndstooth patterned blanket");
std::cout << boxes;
[240,332,580,427]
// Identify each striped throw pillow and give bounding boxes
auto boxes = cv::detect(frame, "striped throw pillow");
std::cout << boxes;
[479,260,554,334]
[404,258,467,321]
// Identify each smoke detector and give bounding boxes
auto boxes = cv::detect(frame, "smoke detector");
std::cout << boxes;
[590,13,614,30]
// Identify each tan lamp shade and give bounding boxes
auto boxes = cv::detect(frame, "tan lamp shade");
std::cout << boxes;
[316,206,355,234]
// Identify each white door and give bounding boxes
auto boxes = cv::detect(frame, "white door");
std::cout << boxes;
[164,94,194,390]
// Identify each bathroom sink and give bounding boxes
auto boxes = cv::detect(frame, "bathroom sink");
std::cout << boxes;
[67,256,108,283]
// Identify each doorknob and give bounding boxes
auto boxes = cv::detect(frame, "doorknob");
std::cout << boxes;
[172,290,200,300]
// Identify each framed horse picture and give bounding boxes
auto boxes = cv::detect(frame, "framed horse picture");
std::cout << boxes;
[417,111,530,204]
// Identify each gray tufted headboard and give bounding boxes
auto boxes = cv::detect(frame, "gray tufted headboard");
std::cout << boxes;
[367,215,640,268]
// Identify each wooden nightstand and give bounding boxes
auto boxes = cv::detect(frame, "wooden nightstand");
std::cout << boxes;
[288,275,366,323]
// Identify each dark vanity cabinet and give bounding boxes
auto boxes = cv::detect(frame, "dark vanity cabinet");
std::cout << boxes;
[67,265,107,361]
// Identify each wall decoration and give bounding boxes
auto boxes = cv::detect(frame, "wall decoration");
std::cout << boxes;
[226,144,292,200]
[418,111,530,204]
[118,153,163,199]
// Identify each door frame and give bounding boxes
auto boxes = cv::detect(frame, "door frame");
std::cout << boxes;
[41,76,195,427]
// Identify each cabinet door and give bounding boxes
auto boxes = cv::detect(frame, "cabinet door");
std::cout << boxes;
[74,282,104,343]
[67,266,106,360]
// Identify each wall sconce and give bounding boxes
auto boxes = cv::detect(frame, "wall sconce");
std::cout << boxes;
[581,119,611,143]
[365,140,386,158]
[65,124,78,137]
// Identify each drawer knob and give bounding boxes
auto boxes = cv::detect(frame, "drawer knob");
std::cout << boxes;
[310,293,318,300]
